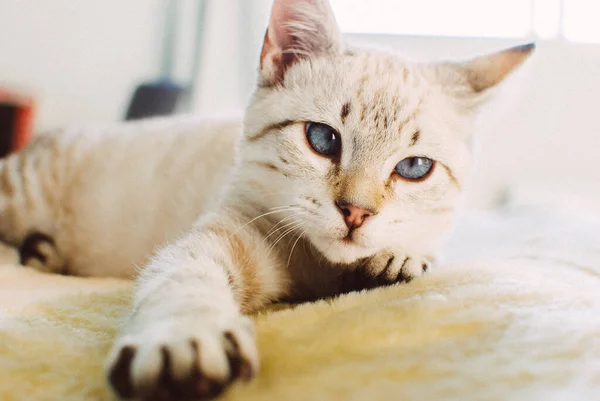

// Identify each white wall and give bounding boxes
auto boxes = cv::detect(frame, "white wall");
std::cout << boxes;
[0,0,263,129]
[0,0,164,131]
[194,0,271,117]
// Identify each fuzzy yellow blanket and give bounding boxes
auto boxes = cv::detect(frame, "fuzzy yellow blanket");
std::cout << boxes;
[1,207,599,401]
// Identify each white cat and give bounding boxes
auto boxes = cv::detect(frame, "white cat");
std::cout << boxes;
[104,0,533,399]
[0,0,533,399]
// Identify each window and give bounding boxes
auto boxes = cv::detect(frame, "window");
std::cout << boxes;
[329,0,532,38]
[563,0,600,42]
[329,0,600,43]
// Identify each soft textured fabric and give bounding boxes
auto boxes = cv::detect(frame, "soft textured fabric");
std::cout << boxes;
[0,206,599,401]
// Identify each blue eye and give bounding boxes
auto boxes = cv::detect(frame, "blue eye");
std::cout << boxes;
[394,157,434,181]
[306,122,341,156]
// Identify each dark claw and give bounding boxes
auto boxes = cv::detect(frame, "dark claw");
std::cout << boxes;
[236,359,255,381]
[163,343,224,401]
[223,332,254,381]
[154,345,225,401]
[108,345,137,399]
[155,346,174,397]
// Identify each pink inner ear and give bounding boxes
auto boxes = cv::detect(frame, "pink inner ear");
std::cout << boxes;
[260,0,340,85]
[260,0,304,82]
[267,0,297,51]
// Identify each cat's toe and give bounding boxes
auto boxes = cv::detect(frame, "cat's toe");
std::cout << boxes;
[373,253,432,285]
[393,255,431,283]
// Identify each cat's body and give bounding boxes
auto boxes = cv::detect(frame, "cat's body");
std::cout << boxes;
[0,1,533,399]
[0,114,405,299]
[0,116,238,277]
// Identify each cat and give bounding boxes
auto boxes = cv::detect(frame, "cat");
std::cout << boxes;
[0,0,533,399]
[102,0,534,400]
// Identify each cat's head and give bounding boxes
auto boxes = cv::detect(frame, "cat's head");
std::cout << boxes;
[241,0,533,264]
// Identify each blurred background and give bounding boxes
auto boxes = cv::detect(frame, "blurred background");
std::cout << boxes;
[0,0,598,209]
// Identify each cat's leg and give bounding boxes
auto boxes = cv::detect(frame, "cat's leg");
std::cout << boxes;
[337,249,434,294]
[105,211,287,401]
[0,143,65,273]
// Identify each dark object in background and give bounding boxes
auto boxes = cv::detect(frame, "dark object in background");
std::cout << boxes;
[0,89,35,158]
[125,1,205,121]
[125,81,190,120]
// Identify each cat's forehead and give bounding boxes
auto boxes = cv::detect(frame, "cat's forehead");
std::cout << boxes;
[345,53,424,115]
[308,52,432,148]
[345,51,421,93]
[287,50,431,132]
[299,51,425,100]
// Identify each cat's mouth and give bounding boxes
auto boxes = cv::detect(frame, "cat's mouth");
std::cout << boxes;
[341,236,354,244]
[339,228,365,247]
[308,231,374,264]
[340,225,362,244]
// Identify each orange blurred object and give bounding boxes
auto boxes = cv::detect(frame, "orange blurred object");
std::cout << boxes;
[0,87,36,157]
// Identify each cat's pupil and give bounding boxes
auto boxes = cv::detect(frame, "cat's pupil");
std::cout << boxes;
[306,122,341,156]
[394,157,434,180]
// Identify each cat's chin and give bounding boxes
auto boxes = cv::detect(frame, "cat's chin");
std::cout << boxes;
[309,235,378,265]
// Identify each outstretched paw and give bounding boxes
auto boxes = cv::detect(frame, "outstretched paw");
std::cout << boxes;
[106,315,258,401]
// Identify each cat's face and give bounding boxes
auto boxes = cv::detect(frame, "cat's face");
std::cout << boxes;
[241,0,533,264]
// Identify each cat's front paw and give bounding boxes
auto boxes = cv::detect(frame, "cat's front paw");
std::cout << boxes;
[338,251,432,294]
[370,250,432,283]
[106,314,257,401]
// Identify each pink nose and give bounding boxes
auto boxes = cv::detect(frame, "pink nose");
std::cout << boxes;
[336,203,374,229]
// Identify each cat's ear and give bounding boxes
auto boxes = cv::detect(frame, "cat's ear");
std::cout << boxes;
[433,43,535,107]
[259,0,344,86]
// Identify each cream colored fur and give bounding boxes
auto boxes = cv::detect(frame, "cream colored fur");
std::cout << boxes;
[0,116,239,277]
[0,0,534,399]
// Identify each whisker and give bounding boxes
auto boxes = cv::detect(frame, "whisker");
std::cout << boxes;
[287,226,309,270]
[271,223,303,248]
[267,223,304,256]
[262,209,309,240]
[302,234,310,257]
[262,218,303,244]
[247,208,309,264]
[265,213,301,233]
[245,216,302,267]
[313,225,330,268]
[228,208,299,238]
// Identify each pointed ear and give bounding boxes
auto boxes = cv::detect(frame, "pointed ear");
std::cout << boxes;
[433,43,535,106]
[259,0,344,86]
